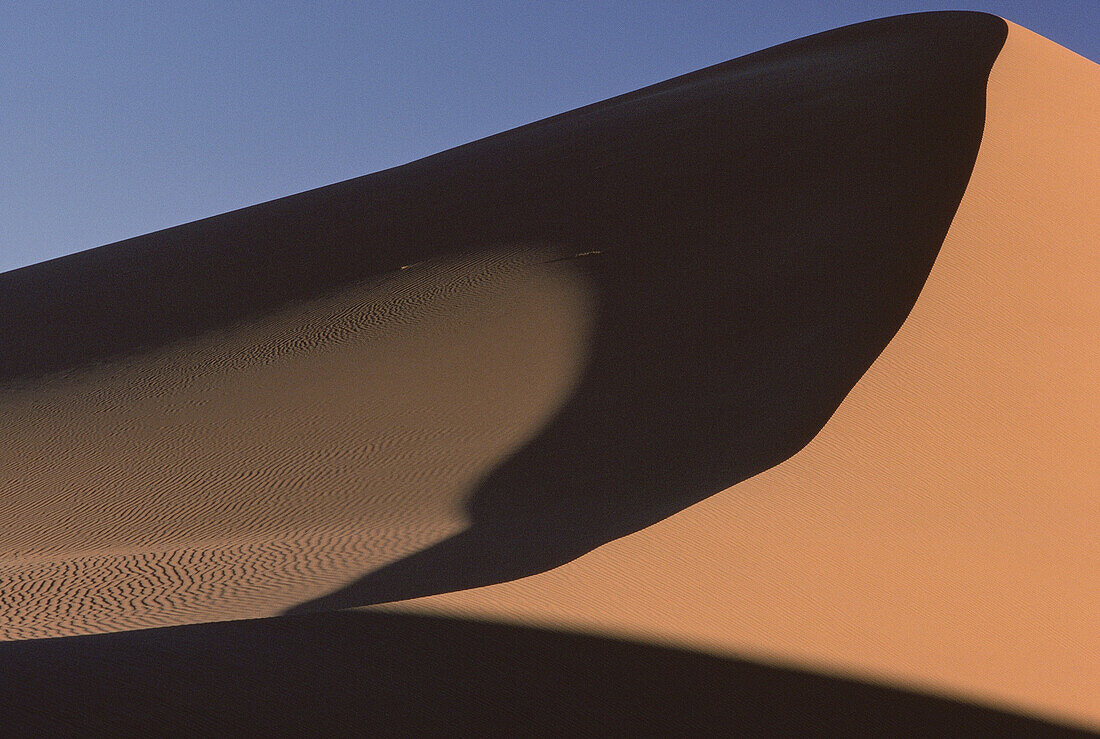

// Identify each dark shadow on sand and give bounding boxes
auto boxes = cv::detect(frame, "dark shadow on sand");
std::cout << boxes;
[285,13,1009,613]
[0,611,1087,736]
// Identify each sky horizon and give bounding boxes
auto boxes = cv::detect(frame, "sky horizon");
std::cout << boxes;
[3,1,1097,273]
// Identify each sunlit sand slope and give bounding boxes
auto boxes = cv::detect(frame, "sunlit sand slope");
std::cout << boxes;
[377,21,1100,730]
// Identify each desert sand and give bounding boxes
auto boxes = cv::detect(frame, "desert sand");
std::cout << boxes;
[0,248,595,637]
[0,11,1094,734]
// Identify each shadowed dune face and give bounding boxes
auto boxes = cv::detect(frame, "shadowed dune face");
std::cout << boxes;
[0,11,998,387]
[1,13,1007,634]
[372,20,1100,730]
[286,13,1007,613]
[0,612,1087,737]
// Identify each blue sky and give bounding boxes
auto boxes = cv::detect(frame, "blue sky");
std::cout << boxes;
[2,1,1096,273]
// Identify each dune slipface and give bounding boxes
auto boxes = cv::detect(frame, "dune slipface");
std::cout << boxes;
[1,10,1095,734]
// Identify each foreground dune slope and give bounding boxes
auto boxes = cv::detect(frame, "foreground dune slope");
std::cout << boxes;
[1,10,1094,734]
[0,611,1082,736]
[376,20,1100,730]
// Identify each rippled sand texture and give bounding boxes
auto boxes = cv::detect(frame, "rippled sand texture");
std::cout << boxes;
[0,249,593,638]
[376,22,1100,730]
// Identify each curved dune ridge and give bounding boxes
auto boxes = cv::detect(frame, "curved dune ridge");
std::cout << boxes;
[0,11,1095,734]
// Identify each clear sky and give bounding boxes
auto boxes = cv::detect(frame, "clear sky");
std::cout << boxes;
[2,1,1096,273]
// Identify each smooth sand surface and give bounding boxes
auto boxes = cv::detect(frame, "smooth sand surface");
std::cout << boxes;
[0,11,1093,734]
[372,22,1100,729]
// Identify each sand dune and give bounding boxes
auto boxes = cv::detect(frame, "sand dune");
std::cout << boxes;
[1,10,1095,733]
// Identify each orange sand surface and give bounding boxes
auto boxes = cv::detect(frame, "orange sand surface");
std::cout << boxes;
[371,22,1100,729]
